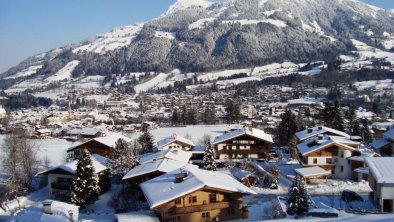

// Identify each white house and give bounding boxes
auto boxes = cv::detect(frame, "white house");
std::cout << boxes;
[296,135,360,179]
[365,157,394,212]
[15,200,79,222]
[155,134,195,151]
[38,154,110,201]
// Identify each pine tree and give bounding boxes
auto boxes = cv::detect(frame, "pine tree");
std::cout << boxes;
[172,109,179,126]
[277,109,298,146]
[71,149,100,208]
[361,120,373,144]
[347,106,357,135]
[332,101,346,132]
[137,128,154,154]
[203,141,217,171]
[108,139,139,179]
[287,175,309,216]
[352,120,361,137]
[267,165,280,189]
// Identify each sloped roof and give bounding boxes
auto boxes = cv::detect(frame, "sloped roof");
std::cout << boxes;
[365,157,394,183]
[371,138,391,149]
[67,132,131,151]
[122,159,198,181]
[212,128,273,144]
[66,127,101,136]
[156,135,195,149]
[295,126,349,141]
[139,149,192,164]
[38,154,108,175]
[16,200,79,222]
[295,166,330,178]
[140,168,257,209]
[297,136,359,156]
[383,128,394,141]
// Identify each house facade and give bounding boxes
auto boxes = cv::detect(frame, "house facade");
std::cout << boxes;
[212,128,273,160]
[296,136,360,179]
[371,128,394,157]
[140,168,256,222]
[365,157,394,212]
[66,133,131,160]
[155,134,195,151]
[38,154,111,201]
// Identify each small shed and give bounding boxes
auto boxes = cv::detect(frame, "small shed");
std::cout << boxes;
[294,166,330,180]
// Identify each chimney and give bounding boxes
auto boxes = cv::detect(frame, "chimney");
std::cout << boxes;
[317,135,324,140]
[318,126,323,130]
[42,200,53,214]
[307,128,313,133]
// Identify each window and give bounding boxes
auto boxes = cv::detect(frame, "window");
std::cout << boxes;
[188,196,197,203]
[227,207,235,215]
[175,198,181,205]
[209,193,217,203]
[326,158,332,164]
[57,177,72,184]
[340,151,344,158]
[313,158,317,164]
[340,165,344,172]
[332,169,335,174]
[202,212,210,219]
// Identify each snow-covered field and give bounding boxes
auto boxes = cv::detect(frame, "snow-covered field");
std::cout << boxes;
[4,65,43,80]
[134,73,169,93]
[73,24,143,54]
[45,60,80,82]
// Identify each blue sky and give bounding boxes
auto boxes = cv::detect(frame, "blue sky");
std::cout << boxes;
[0,0,393,73]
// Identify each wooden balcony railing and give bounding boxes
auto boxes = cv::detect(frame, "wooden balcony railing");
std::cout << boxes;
[173,201,241,214]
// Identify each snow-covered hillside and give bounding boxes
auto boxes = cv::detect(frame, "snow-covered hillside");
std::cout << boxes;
[165,0,213,15]
[72,24,143,54]
[45,60,80,82]
[4,65,42,79]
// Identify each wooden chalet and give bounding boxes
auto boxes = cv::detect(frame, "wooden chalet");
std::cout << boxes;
[140,168,256,222]
[212,128,273,160]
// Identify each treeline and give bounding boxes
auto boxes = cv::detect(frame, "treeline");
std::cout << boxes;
[4,94,52,110]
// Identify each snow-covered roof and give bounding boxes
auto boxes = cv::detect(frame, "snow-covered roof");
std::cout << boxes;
[297,136,359,156]
[383,128,394,141]
[122,159,198,181]
[66,127,101,136]
[67,132,131,151]
[15,200,79,222]
[139,149,192,164]
[212,128,273,144]
[295,126,349,141]
[295,166,330,178]
[365,157,394,183]
[141,168,256,209]
[231,167,256,181]
[371,138,391,149]
[155,134,195,150]
[39,154,108,175]
[116,211,159,222]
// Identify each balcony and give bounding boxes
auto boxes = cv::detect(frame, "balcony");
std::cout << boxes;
[173,201,241,214]
[51,182,72,190]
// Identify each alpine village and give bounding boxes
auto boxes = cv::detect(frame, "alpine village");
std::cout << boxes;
[1,0,394,222]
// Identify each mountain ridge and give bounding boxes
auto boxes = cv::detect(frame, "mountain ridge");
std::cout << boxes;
[1,0,394,87]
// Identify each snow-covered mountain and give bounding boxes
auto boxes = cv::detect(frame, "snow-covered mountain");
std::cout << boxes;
[1,0,394,92]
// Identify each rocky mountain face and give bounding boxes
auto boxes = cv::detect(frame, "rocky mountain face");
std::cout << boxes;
[2,0,394,83]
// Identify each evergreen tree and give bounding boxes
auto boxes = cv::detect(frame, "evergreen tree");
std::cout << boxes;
[361,120,373,144]
[352,120,361,137]
[267,165,280,189]
[137,128,154,153]
[277,109,298,146]
[295,112,305,131]
[287,175,309,216]
[225,99,241,124]
[172,109,179,126]
[71,149,100,208]
[108,139,139,179]
[347,106,357,135]
[203,141,217,171]
[332,101,346,132]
